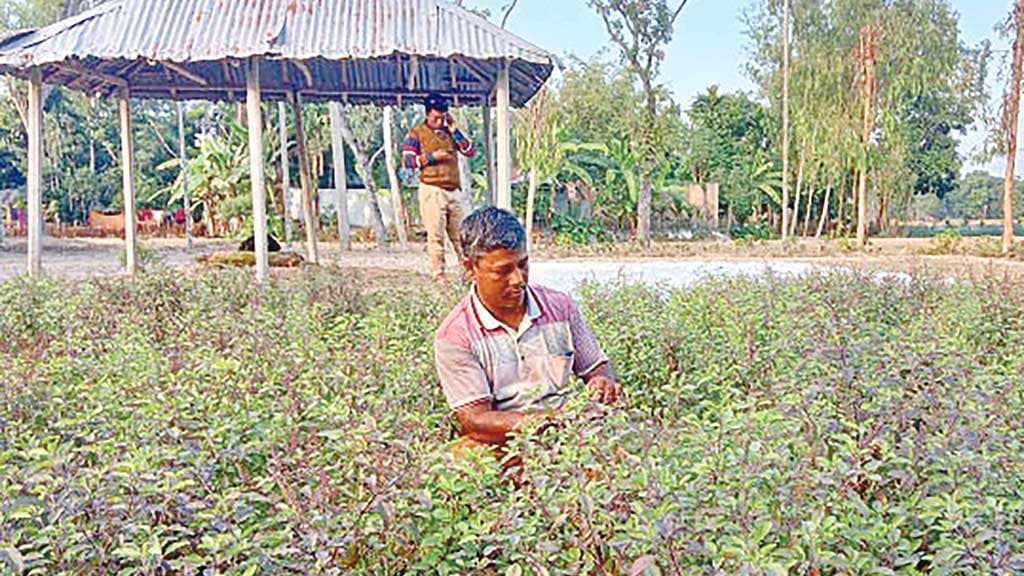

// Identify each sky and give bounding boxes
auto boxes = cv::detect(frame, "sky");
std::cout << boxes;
[470,0,1014,177]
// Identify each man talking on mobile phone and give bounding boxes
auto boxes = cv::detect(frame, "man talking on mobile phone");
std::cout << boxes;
[402,93,477,282]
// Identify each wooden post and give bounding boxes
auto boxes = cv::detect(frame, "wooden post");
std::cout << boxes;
[328,101,351,251]
[245,58,269,282]
[26,68,43,276]
[483,102,495,206]
[176,101,192,251]
[457,108,474,205]
[495,60,512,210]
[118,90,138,276]
[279,101,292,244]
[293,92,319,264]
[382,105,408,247]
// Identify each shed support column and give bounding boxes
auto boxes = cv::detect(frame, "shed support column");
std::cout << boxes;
[279,102,292,244]
[483,102,495,206]
[118,90,138,276]
[328,102,351,251]
[26,68,43,276]
[176,101,192,251]
[245,59,269,282]
[495,60,512,210]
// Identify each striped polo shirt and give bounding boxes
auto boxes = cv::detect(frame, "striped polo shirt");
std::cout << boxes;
[434,284,609,412]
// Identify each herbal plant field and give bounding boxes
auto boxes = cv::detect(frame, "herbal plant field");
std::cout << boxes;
[0,269,1022,575]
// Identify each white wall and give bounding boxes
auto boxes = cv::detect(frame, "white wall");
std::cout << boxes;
[286,188,396,228]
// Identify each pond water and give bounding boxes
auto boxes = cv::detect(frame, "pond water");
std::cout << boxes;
[530,259,834,294]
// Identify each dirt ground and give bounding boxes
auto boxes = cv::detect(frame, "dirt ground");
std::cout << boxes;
[1,235,1023,285]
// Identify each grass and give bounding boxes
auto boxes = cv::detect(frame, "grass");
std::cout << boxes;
[0,268,1022,574]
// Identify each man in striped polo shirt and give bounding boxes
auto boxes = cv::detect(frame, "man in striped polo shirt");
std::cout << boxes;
[402,93,477,282]
[434,207,622,450]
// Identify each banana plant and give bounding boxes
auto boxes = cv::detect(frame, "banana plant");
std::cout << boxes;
[154,118,277,236]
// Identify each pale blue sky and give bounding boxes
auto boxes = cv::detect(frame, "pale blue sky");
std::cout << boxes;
[471,0,1013,177]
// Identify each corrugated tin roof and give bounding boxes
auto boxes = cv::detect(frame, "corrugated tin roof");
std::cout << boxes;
[0,0,554,106]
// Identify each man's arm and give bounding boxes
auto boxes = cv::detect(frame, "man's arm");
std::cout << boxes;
[445,115,476,158]
[452,130,476,158]
[582,361,622,404]
[453,400,529,446]
[401,132,423,170]
[403,132,454,168]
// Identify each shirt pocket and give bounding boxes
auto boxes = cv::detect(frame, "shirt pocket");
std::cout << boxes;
[524,350,575,392]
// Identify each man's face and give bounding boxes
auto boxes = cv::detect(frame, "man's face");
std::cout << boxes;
[464,248,529,313]
[426,109,447,130]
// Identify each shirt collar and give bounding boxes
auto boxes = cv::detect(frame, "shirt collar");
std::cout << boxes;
[471,285,541,332]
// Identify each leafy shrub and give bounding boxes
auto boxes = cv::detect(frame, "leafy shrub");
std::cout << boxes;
[0,269,1022,574]
[922,228,964,255]
[551,215,613,245]
[730,221,776,242]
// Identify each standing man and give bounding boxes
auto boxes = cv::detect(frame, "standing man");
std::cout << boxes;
[402,93,476,282]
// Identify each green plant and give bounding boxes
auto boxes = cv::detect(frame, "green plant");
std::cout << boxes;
[922,228,964,255]
[118,242,163,272]
[550,215,613,245]
[1,269,1022,574]
[730,221,776,241]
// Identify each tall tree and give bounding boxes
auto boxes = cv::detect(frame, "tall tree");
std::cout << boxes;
[781,0,791,239]
[856,23,875,247]
[745,0,987,241]
[588,0,688,245]
[1003,0,1024,253]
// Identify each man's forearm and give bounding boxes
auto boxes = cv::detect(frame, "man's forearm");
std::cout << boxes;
[457,409,528,445]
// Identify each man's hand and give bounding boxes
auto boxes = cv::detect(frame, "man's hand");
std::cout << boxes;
[431,150,453,163]
[445,113,457,134]
[586,375,622,405]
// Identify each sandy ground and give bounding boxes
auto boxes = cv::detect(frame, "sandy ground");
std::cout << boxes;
[2,235,1023,284]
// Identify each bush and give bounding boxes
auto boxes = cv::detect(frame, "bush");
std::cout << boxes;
[550,215,613,245]
[730,221,776,242]
[922,228,964,255]
[0,270,1022,574]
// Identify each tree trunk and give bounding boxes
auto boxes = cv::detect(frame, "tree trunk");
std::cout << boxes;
[637,76,657,247]
[857,25,876,248]
[336,108,387,250]
[835,178,843,234]
[526,169,538,251]
[1004,0,1024,253]
[327,102,351,251]
[382,106,408,248]
[790,153,804,238]
[781,0,791,240]
[803,174,815,237]
[293,95,320,264]
[878,192,889,234]
[637,177,653,245]
[816,182,832,238]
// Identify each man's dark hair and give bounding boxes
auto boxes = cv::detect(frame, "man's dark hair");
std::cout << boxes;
[424,93,449,114]
[460,207,526,261]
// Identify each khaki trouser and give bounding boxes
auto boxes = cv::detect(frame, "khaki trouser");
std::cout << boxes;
[418,183,467,280]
